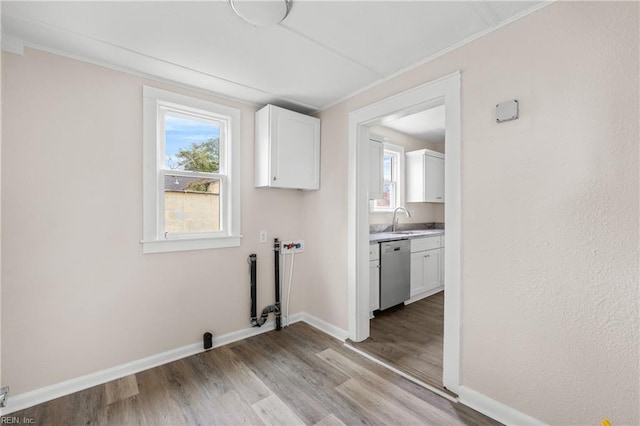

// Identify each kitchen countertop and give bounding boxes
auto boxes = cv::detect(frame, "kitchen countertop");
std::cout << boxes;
[369,229,444,244]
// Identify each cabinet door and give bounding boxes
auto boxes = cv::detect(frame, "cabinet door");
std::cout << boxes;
[440,247,445,287]
[410,251,426,297]
[405,152,425,203]
[368,139,384,200]
[423,248,442,293]
[424,154,444,202]
[370,260,380,312]
[271,107,320,190]
[410,248,442,297]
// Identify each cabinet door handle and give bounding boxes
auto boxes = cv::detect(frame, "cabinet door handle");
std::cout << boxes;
[376,265,381,269]
[424,255,430,258]
[273,176,277,181]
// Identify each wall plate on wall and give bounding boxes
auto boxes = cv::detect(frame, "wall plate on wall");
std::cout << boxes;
[496,99,519,123]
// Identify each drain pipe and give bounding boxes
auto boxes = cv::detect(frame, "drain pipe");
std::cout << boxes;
[248,238,282,330]
[249,253,260,324]
[273,238,282,331]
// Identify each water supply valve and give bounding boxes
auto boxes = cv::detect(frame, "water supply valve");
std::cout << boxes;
[281,239,304,254]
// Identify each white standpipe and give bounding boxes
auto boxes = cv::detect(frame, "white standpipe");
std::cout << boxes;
[281,250,286,323]
[286,251,295,326]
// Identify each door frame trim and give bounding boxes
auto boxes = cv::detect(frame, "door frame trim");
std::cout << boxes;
[347,71,461,393]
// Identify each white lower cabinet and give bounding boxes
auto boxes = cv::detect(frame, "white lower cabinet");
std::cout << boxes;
[369,243,380,312]
[410,248,442,296]
[409,236,444,301]
[441,247,445,287]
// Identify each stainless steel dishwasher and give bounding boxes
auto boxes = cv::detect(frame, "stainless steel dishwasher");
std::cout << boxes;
[379,239,410,310]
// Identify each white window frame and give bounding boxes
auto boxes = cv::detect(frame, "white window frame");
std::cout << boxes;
[142,86,241,253]
[371,142,404,213]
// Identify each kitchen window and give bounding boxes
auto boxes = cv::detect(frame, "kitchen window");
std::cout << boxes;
[372,143,404,212]
[142,86,241,253]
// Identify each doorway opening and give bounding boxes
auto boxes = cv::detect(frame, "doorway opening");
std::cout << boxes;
[346,72,461,395]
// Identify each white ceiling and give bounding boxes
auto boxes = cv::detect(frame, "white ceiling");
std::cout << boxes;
[1,1,547,113]
[381,104,446,144]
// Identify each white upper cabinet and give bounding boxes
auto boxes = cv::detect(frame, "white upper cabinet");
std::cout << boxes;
[406,148,444,203]
[255,105,320,190]
[368,138,384,200]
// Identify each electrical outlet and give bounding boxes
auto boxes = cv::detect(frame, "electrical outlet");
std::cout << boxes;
[259,230,267,243]
[281,239,304,254]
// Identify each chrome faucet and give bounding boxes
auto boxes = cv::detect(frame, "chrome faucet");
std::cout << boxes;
[392,206,411,232]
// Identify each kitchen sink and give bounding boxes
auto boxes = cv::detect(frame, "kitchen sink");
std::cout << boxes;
[394,230,430,234]
[370,229,444,243]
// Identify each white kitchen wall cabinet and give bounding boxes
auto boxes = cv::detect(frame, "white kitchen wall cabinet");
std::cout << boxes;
[406,148,444,203]
[255,104,320,190]
[368,137,384,200]
[409,235,443,301]
[369,243,380,313]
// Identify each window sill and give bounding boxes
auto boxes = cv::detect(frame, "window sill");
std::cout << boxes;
[141,235,242,254]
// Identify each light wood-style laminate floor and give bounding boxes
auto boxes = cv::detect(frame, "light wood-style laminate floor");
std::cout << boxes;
[349,291,449,395]
[2,321,499,425]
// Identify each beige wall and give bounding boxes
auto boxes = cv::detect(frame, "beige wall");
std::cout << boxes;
[2,3,639,424]
[307,2,639,424]
[368,125,445,226]
[369,125,443,154]
[1,48,312,394]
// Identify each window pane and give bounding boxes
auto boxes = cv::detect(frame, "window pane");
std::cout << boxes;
[374,181,394,209]
[383,155,392,181]
[164,175,220,234]
[386,181,396,209]
[164,113,220,173]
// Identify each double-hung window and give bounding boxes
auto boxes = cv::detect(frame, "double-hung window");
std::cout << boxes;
[142,87,241,253]
[372,143,404,212]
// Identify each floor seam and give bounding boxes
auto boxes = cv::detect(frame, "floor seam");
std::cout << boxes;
[342,343,458,403]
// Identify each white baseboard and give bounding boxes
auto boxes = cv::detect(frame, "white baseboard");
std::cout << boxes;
[1,342,204,416]
[292,312,349,341]
[0,312,347,416]
[458,386,547,426]
[404,286,443,305]
[4,315,543,426]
